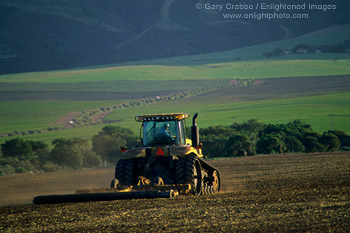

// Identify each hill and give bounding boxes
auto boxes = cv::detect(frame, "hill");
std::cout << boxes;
[0,25,350,144]
[0,0,349,74]
[0,21,350,145]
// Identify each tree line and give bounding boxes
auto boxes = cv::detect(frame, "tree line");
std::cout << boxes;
[1,120,350,176]
[200,119,350,158]
[0,126,136,176]
[263,40,350,58]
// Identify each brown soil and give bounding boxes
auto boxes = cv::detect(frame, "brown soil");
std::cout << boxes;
[198,75,350,102]
[55,112,80,127]
[0,152,349,232]
[92,110,113,122]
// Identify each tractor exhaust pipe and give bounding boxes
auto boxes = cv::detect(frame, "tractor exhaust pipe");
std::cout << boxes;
[191,113,199,147]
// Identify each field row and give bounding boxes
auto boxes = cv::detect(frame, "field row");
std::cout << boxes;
[105,91,350,133]
[0,79,227,99]
[1,85,350,145]
[1,58,349,83]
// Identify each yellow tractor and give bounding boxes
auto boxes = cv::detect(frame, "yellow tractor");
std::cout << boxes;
[33,113,220,204]
[112,113,220,195]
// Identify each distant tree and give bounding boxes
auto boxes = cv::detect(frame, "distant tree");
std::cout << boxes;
[263,51,274,58]
[286,120,313,136]
[200,125,233,138]
[232,119,265,154]
[30,141,49,157]
[1,138,33,158]
[293,44,311,53]
[225,134,253,156]
[272,48,283,56]
[51,138,100,169]
[92,125,137,163]
[200,125,234,158]
[200,134,228,158]
[262,120,313,154]
[261,124,284,136]
[263,48,284,58]
[283,135,305,153]
[321,133,341,152]
[326,130,350,147]
[257,134,284,154]
[198,119,348,158]
[83,150,102,168]
[302,132,326,153]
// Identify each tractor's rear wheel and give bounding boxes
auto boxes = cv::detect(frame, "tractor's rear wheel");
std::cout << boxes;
[115,159,137,186]
[176,157,202,195]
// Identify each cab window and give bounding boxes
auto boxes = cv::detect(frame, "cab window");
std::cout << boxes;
[143,120,179,146]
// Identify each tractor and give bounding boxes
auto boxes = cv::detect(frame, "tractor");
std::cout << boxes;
[33,113,220,205]
[111,113,220,195]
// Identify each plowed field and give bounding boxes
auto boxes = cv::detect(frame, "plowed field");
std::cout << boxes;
[1,152,350,232]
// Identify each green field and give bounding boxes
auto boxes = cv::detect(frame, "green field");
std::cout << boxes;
[1,25,350,145]
[103,91,350,133]
[1,59,349,83]
[0,101,124,132]
[2,78,349,146]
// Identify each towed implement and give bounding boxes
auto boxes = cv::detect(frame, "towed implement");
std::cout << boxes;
[33,113,220,205]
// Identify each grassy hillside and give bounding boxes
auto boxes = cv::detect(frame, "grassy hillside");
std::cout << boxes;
[0,26,350,145]
[0,101,123,132]
[1,59,349,83]
[119,24,350,66]
[1,25,349,83]
[1,0,348,74]
[1,24,350,82]
[103,91,350,134]
[1,76,349,146]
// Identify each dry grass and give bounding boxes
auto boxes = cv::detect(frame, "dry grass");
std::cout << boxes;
[0,152,349,232]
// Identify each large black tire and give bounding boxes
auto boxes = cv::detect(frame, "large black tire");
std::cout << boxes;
[114,159,137,186]
[176,157,202,195]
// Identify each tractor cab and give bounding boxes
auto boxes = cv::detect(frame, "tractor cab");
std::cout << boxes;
[136,113,189,146]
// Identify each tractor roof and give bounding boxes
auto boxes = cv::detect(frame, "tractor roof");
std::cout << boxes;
[135,113,190,122]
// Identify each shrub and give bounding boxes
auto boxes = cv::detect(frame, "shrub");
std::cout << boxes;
[226,134,253,156]
[92,125,137,164]
[0,164,15,176]
[42,162,67,173]
[257,134,284,154]
[321,133,341,151]
[302,133,326,153]
[1,138,32,158]
[83,151,102,168]
[15,167,28,173]
[51,138,100,169]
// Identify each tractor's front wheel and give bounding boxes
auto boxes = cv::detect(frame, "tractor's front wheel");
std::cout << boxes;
[211,170,220,193]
